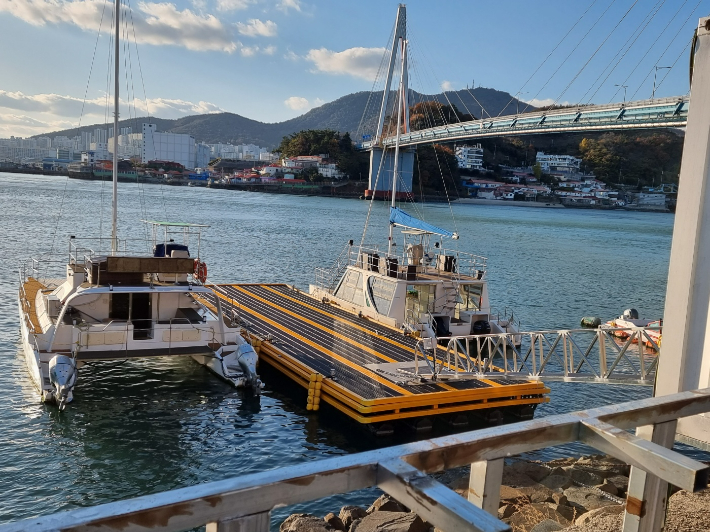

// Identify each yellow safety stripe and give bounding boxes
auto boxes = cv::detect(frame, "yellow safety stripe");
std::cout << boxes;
[213,290,413,396]
[256,285,461,391]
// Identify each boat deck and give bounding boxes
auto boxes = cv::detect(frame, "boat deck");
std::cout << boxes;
[208,284,549,428]
[20,278,47,334]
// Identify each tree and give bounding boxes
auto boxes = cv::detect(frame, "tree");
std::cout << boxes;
[533,163,542,179]
[275,129,368,180]
[413,144,461,193]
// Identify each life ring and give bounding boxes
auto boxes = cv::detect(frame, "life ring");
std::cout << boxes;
[194,259,207,284]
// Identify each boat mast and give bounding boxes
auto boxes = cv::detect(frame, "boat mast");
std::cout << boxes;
[387,38,406,257]
[111,0,120,254]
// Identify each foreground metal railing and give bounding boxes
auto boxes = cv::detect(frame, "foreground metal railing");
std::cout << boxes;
[2,388,709,532]
[427,326,662,385]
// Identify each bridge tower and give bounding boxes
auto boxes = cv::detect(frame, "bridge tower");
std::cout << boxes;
[366,3,415,200]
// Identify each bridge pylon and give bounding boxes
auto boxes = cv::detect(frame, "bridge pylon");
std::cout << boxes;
[367,3,415,200]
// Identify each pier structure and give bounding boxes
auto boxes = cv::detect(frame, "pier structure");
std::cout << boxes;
[207,283,549,433]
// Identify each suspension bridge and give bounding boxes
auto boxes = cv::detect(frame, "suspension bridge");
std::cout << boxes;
[359,4,690,199]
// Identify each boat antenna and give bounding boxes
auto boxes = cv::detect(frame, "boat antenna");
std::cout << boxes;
[111,0,120,255]
[387,37,407,257]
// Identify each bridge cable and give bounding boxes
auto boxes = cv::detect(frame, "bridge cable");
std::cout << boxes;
[580,0,669,105]
[519,0,619,114]
[604,0,691,103]
[506,0,602,116]
[551,0,641,107]
[356,22,396,141]
[627,0,702,100]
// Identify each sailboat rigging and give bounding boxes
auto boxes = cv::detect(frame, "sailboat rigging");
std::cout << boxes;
[17,0,262,410]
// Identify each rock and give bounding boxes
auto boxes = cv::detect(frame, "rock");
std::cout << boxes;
[605,475,629,495]
[563,466,605,486]
[546,457,576,468]
[508,503,571,532]
[540,475,573,491]
[339,506,367,529]
[563,486,615,512]
[280,513,333,532]
[324,513,345,531]
[499,485,531,506]
[518,484,556,503]
[530,519,566,532]
[350,511,428,532]
[501,469,538,488]
[595,480,618,496]
[573,504,625,526]
[498,504,518,519]
[545,502,577,522]
[367,494,406,514]
[574,457,630,477]
[508,461,552,482]
[547,467,568,477]
[550,492,568,505]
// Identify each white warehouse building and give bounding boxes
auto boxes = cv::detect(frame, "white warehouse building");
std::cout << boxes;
[142,124,196,170]
[455,144,484,170]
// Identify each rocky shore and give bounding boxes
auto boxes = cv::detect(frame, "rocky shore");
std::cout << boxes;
[280,454,710,532]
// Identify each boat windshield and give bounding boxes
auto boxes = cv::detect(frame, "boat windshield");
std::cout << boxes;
[458,284,483,312]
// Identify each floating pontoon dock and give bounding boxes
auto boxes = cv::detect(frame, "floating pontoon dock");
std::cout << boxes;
[207,284,549,432]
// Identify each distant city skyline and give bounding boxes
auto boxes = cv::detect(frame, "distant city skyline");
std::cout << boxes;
[0,0,706,138]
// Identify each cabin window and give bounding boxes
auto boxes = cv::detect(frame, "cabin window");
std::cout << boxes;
[458,284,483,311]
[334,270,364,307]
[368,277,396,315]
[109,293,130,320]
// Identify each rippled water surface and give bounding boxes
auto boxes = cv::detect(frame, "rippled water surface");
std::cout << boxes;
[0,173,678,526]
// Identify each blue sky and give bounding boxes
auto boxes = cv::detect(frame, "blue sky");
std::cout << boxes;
[0,0,705,137]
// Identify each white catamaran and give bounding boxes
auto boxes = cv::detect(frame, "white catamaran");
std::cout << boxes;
[17,0,261,409]
[311,39,520,345]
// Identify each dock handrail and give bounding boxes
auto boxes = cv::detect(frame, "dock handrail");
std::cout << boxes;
[433,326,662,384]
[3,387,710,532]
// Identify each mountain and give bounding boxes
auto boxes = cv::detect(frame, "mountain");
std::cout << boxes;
[38,87,531,149]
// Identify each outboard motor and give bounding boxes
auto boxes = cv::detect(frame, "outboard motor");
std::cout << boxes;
[622,308,639,320]
[48,354,77,411]
[223,343,263,391]
[472,320,492,335]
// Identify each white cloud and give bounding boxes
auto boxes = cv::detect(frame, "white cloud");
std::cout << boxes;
[284,96,309,110]
[236,18,277,37]
[284,49,300,61]
[215,0,254,11]
[441,80,453,91]
[523,98,571,108]
[277,0,301,12]
[262,45,276,55]
[306,47,386,81]
[283,96,325,112]
[0,0,239,53]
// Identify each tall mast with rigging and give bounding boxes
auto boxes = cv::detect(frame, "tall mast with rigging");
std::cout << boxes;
[387,38,407,257]
[111,0,120,254]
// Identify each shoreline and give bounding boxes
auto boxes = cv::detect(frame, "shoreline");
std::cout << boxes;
[0,170,672,212]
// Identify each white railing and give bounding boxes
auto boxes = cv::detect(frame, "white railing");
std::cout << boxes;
[417,326,661,385]
[2,387,709,532]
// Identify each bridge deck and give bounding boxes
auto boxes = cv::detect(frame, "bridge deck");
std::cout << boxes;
[209,284,549,428]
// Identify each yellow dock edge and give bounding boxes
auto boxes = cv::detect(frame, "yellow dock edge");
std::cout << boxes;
[258,342,549,424]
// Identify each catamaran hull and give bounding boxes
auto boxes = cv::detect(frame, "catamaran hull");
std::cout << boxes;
[18,293,57,403]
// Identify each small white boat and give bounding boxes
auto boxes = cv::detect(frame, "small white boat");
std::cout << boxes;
[603,309,662,347]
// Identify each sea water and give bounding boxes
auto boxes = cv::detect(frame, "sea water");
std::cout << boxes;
[0,173,678,527]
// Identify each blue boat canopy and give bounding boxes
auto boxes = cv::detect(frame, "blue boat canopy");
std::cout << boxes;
[389,207,458,239]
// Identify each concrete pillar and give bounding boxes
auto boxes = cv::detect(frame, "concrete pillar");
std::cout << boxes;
[367,147,415,199]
